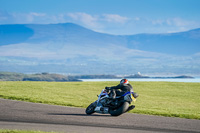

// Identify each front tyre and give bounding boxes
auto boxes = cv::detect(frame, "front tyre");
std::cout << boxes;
[85,101,96,115]
[109,102,129,116]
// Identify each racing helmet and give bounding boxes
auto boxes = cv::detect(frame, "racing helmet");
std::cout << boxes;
[120,79,129,84]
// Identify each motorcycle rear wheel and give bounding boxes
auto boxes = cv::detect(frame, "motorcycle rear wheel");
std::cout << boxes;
[109,101,129,116]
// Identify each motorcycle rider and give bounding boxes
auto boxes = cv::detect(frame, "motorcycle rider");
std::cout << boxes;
[105,79,138,99]
[85,78,138,115]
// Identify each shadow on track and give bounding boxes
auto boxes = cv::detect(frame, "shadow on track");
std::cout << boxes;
[48,113,112,117]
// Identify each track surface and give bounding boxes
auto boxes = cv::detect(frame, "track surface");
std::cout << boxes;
[0,98,200,133]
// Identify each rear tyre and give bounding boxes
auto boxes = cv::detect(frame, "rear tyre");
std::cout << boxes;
[109,102,129,116]
[85,101,96,115]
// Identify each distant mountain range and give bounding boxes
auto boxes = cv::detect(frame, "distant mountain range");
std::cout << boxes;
[0,23,200,75]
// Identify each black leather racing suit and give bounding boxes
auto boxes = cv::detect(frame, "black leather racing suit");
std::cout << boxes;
[108,83,134,99]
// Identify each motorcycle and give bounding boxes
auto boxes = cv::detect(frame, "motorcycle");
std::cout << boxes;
[85,89,138,116]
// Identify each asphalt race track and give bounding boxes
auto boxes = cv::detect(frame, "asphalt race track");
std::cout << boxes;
[0,98,200,133]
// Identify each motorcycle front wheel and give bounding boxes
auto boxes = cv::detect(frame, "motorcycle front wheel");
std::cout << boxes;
[85,101,96,115]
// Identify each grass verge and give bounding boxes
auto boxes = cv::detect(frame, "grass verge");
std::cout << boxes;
[0,129,57,133]
[0,81,199,119]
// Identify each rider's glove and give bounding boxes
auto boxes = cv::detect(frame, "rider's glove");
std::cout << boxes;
[133,92,139,98]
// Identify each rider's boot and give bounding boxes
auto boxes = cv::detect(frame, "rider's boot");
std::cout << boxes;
[126,105,135,112]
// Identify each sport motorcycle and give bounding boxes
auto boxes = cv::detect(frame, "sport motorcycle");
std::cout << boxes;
[85,89,138,116]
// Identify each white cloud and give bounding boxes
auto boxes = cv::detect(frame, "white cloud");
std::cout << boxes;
[67,12,98,27]
[0,11,48,24]
[147,17,200,33]
[151,17,198,27]
[66,12,131,33]
[67,12,129,25]
[102,14,129,24]
[30,12,46,17]
[151,19,165,25]
[0,12,8,21]
[171,18,195,27]
[134,17,140,21]
[26,12,46,22]
[0,10,14,23]
[1,10,200,35]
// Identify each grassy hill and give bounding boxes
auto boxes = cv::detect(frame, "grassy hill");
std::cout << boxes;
[0,72,80,82]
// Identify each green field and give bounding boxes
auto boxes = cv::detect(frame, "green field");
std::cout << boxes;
[0,81,199,119]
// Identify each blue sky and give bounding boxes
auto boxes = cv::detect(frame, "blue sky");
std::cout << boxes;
[0,0,200,35]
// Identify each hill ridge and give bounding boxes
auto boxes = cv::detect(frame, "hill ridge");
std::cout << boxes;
[0,23,200,75]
